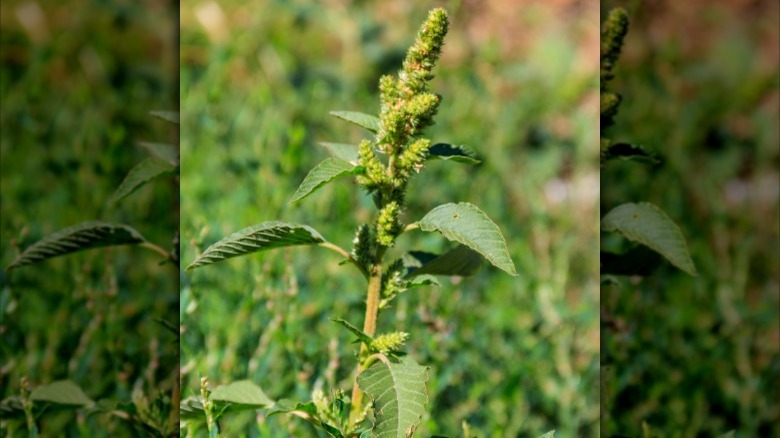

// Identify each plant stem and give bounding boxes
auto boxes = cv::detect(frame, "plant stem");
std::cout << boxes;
[403,222,420,233]
[349,249,385,425]
[140,242,173,262]
[319,242,370,279]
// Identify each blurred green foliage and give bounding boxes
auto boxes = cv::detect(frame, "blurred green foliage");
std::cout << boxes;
[601,1,779,436]
[181,0,599,436]
[1,1,178,435]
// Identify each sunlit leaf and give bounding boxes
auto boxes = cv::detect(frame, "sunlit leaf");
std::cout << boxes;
[187,222,326,270]
[417,203,517,276]
[290,158,363,204]
[7,222,146,270]
[329,111,381,133]
[110,157,176,204]
[210,380,274,409]
[602,202,697,276]
[357,355,428,438]
[319,142,359,164]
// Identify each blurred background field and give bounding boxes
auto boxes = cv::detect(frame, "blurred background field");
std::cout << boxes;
[1,1,178,435]
[600,1,779,436]
[180,0,599,436]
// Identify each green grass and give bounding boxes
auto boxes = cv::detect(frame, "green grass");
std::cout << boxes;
[180,1,599,436]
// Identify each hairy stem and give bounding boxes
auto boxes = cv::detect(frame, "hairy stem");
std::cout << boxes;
[349,249,385,424]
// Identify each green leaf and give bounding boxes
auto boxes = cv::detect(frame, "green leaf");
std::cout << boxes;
[186,222,326,270]
[320,421,345,438]
[319,142,359,164]
[290,158,363,204]
[357,355,428,438]
[717,431,735,438]
[138,141,179,165]
[179,396,205,420]
[332,318,373,345]
[428,143,480,164]
[31,380,93,406]
[7,222,146,270]
[329,111,381,133]
[265,399,317,417]
[210,380,274,410]
[601,202,697,276]
[405,245,483,278]
[110,157,176,204]
[417,203,517,276]
[149,110,179,125]
[537,431,555,438]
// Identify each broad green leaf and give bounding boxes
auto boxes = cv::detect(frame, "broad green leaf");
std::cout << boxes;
[357,355,428,438]
[179,396,205,420]
[7,222,146,270]
[319,142,359,164]
[138,141,179,165]
[601,202,697,276]
[428,143,480,164]
[110,157,176,204]
[186,222,326,270]
[329,111,381,133]
[265,399,317,417]
[332,318,373,345]
[210,380,274,409]
[150,110,179,124]
[417,203,517,276]
[537,431,555,438]
[290,158,363,204]
[31,380,93,406]
[717,431,735,438]
[405,245,483,278]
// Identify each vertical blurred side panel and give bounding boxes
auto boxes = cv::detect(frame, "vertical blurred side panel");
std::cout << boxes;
[0,1,179,436]
[600,1,779,436]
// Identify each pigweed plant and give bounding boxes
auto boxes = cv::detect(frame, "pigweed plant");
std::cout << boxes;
[2,111,180,437]
[185,8,534,437]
